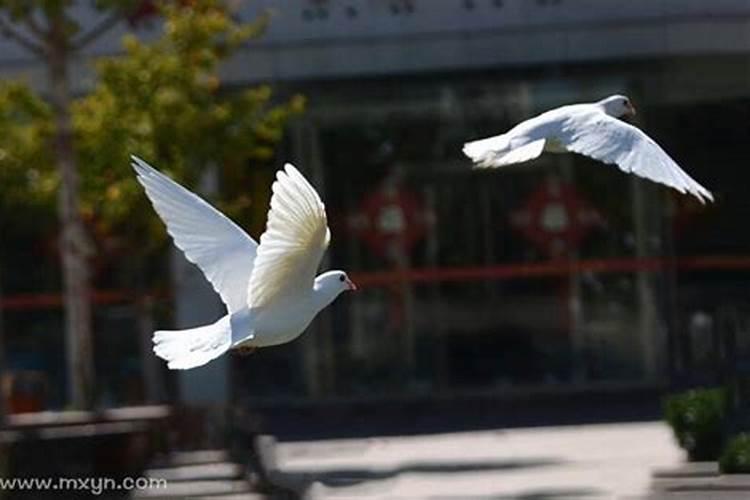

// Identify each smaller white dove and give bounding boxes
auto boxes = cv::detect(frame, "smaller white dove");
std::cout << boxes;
[463,95,713,203]
[132,156,356,370]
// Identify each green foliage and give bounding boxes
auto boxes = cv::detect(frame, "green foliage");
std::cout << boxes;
[720,433,750,473]
[0,83,55,213]
[664,387,727,461]
[0,0,304,261]
[72,0,304,246]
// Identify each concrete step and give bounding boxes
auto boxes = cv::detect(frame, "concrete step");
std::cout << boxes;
[188,496,266,500]
[651,461,750,498]
[151,450,231,468]
[131,479,254,499]
[145,462,244,482]
[134,449,260,499]
[652,462,719,479]
[653,474,750,493]
[649,493,750,500]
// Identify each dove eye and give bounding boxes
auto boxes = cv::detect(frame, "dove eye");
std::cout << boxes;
[339,275,346,282]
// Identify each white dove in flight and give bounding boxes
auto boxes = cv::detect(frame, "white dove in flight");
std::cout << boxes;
[131,156,356,370]
[463,95,713,203]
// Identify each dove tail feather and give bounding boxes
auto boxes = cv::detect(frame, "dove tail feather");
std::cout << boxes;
[464,135,547,169]
[463,134,512,168]
[153,315,232,370]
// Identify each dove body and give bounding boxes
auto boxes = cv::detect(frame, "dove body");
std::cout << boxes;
[132,157,355,370]
[463,95,712,203]
[230,270,353,348]
[463,96,633,162]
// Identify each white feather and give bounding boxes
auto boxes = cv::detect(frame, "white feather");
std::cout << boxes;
[462,100,713,203]
[559,111,713,203]
[247,163,330,308]
[153,316,232,370]
[131,156,258,313]
[133,159,346,371]
[462,134,511,165]
[468,138,546,168]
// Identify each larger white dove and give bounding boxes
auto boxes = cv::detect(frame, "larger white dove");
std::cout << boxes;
[463,95,713,203]
[131,156,356,370]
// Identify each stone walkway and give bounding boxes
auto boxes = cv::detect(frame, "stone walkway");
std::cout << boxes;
[134,450,263,499]
[649,462,750,499]
[276,421,683,499]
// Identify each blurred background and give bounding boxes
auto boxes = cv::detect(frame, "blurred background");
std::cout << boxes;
[0,0,748,498]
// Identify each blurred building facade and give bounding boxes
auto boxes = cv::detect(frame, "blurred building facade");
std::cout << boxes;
[1,0,750,408]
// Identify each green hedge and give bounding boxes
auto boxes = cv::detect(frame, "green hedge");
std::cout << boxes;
[664,387,727,461]
[720,433,750,473]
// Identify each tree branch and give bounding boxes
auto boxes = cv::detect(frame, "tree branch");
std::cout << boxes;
[0,15,45,57]
[73,10,123,51]
[23,12,47,40]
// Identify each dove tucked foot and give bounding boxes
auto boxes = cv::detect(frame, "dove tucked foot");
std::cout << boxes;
[234,346,258,356]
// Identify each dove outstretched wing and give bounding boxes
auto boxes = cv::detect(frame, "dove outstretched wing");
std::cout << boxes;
[247,164,330,309]
[559,111,713,203]
[132,156,258,313]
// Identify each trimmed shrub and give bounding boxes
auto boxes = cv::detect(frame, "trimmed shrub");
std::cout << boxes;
[720,433,750,473]
[664,387,726,461]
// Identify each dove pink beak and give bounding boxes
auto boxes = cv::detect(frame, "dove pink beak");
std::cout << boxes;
[626,103,637,116]
[346,278,357,291]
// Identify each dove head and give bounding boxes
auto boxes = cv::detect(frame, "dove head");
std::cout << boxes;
[598,95,636,118]
[314,270,357,304]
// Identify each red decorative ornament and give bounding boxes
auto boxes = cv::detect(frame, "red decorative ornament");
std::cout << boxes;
[348,186,434,260]
[510,177,602,257]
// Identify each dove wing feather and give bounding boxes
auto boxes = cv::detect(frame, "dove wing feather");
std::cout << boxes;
[247,164,330,309]
[558,111,713,203]
[131,156,258,313]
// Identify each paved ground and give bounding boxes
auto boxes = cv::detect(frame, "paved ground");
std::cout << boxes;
[276,421,683,499]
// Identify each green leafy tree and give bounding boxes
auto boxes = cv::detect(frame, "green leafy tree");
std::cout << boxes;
[0,0,303,408]
[74,1,304,402]
[0,0,148,411]
[74,1,303,238]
